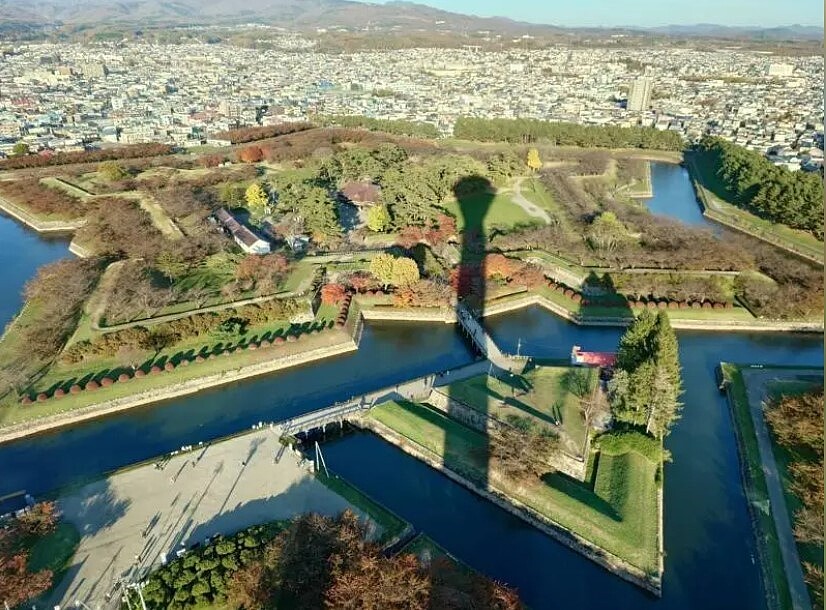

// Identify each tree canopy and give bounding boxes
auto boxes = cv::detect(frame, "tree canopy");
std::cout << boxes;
[698,136,824,239]
[608,311,682,438]
[454,117,684,150]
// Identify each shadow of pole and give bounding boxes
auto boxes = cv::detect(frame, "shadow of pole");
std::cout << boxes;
[447,175,495,490]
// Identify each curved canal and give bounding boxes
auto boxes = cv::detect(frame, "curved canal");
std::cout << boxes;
[0,191,822,610]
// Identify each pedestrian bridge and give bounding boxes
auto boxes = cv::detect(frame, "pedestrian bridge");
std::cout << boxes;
[456,303,516,371]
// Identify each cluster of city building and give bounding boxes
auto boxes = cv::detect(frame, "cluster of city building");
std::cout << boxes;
[0,36,822,170]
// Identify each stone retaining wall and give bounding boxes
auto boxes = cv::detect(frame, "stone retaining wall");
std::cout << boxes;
[356,417,662,596]
[484,293,823,333]
[0,196,84,233]
[426,390,586,480]
[359,306,456,323]
[0,338,357,444]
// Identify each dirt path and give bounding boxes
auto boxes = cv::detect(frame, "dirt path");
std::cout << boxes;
[510,177,551,224]
[741,368,816,610]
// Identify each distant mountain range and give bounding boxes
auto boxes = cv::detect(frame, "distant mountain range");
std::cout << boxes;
[0,0,821,41]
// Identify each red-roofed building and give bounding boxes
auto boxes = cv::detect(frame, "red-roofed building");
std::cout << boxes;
[571,345,616,368]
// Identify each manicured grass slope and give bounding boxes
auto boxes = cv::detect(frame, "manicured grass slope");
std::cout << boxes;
[446,366,595,449]
[369,400,659,573]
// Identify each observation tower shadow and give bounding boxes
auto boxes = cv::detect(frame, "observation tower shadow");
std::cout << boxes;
[444,175,495,492]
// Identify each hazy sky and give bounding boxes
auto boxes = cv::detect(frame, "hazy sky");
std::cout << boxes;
[371,0,824,27]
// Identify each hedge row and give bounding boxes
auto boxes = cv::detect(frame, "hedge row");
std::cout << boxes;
[545,280,732,310]
[334,294,354,328]
[138,521,287,610]
[20,323,334,405]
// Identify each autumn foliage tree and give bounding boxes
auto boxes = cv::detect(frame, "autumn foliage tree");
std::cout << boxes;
[0,502,59,608]
[237,146,264,163]
[766,388,824,549]
[320,283,347,305]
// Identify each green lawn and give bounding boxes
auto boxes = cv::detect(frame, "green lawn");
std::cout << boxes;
[721,364,793,610]
[443,188,539,233]
[686,153,823,262]
[445,365,596,450]
[368,400,660,574]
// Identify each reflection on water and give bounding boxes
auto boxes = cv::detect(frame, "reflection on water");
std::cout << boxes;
[644,162,715,229]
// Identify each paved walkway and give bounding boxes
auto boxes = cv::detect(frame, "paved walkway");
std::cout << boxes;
[456,303,517,371]
[741,368,817,610]
[50,429,377,610]
[510,177,552,224]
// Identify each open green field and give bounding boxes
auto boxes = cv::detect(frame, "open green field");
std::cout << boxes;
[721,363,794,610]
[443,188,540,233]
[445,364,596,450]
[368,400,660,573]
[686,153,823,263]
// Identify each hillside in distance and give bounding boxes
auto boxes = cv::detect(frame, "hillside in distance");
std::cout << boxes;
[0,0,821,42]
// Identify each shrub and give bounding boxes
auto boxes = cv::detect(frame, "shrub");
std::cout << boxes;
[657,300,668,309]
[180,358,190,366]
[70,384,82,394]
[571,293,582,303]
[274,336,285,344]
[36,393,48,402]
[286,335,297,343]
[118,373,131,382]
[54,388,66,398]
[100,377,114,387]
[86,380,100,390]
[690,301,702,309]
[195,355,206,362]
[702,301,713,309]
[150,365,162,374]
[20,395,32,405]
[667,301,679,310]
[135,369,147,378]
[646,301,657,309]
[164,362,175,371]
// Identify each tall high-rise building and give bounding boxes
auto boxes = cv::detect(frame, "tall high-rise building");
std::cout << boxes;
[627,77,653,112]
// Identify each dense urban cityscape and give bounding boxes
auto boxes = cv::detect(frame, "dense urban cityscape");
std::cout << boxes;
[0,32,823,171]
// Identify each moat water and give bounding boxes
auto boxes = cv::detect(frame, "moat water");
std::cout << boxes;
[0,170,822,610]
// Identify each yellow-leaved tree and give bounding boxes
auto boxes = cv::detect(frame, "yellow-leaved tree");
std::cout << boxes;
[245,183,269,215]
[526,148,542,172]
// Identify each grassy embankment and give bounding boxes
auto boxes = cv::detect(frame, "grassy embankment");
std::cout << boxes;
[445,364,597,450]
[685,152,823,263]
[368,399,660,574]
[0,301,344,426]
[721,363,794,610]
[315,469,409,545]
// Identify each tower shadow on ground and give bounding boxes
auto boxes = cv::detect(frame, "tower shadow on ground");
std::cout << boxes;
[446,175,495,491]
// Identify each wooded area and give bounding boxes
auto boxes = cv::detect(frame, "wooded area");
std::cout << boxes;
[453,117,684,150]
[697,136,824,238]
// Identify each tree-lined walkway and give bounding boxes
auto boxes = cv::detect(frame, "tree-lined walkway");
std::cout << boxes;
[741,368,813,610]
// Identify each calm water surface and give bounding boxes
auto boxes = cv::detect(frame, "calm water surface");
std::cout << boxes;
[645,162,717,230]
[0,214,70,329]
